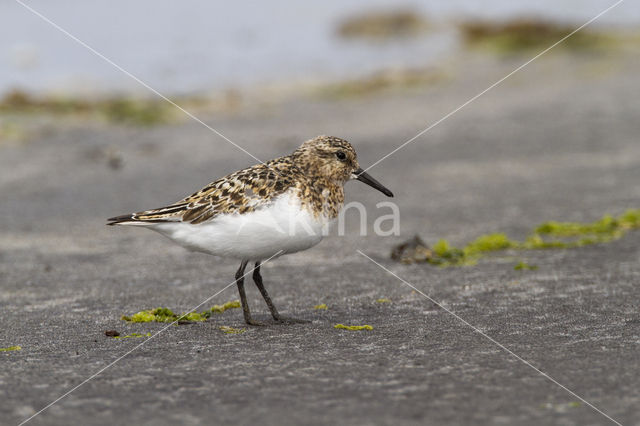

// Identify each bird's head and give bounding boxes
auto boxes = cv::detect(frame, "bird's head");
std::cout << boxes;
[292,135,393,197]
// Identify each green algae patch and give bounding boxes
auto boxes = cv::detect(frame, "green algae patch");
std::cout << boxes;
[529,210,640,248]
[114,332,151,339]
[458,18,615,54]
[464,233,515,255]
[376,298,391,304]
[336,10,429,40]
[120,307,205,323]
[122,301,241,324]
[514,261,538,271]
[0,345,21,352]
[521,234,568,250]
[313,303,328,310]
[317,68,448,99]
[121,307,183,323]
[183,312,207,322]
[334,324,373,331]
[435,233,518,266]
[433,239,459,258]
[99,98,174,126]
[429,235,515,266]
[535,214,625,240]
[219,326,246,334]
[431,239,469,266]
[0,89,175,126]
[619,209,640,227]
[210,300,241,314]
[401,209,640,267]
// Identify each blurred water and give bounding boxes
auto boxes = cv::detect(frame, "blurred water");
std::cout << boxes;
[1,0,637,97]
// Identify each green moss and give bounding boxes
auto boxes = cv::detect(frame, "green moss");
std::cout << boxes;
[464,233,516,255]
[114,332,151,339]
[416,209,640,267]
[183,312,206,321]
[317,68,447,99]
[334,324,374,331]
[567,401,581,408]
[430,239,468,265]
[336,10,428,40]
[428,240,467,266]
[313,303,328,310]
[0,345,21,352]
[122,307,183,323]
[432,239,452,257]
[210,300,241,314]
[535,215,619,236]
[0,89,174,126]
[122,301,240,323]
[619,209,640,228]
[99,98,173,126]
[522,234,568,250]
[219,326,246,334]
[458,18,613,54]
[514,261,538,271]
[376,298,391,304]
[530,210,638,247]
[129,311,159,322]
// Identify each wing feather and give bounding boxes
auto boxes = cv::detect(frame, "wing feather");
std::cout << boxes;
[106,158,301,226]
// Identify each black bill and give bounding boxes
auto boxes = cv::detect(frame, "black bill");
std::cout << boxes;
[353,168,394,197]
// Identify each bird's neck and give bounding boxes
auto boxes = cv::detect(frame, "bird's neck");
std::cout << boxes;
[297,178,345,220]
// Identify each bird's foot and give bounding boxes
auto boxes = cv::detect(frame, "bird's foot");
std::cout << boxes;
[245,318,267,326]
[274,316,311,324]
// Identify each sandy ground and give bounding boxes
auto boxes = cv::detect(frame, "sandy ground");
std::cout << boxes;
[2,48,640,425]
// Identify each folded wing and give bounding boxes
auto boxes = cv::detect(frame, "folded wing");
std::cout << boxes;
[107,160,296,226]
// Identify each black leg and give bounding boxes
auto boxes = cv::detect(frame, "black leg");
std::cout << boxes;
[252,261,281,320]
[252,261,310,324]
[235,260,263,326]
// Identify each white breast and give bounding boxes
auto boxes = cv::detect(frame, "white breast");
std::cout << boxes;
[148,191,330,261]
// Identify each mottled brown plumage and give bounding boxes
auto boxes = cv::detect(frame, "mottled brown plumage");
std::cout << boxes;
[108,135,359,225]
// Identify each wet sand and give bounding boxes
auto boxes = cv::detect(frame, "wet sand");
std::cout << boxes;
[1,48,640,425]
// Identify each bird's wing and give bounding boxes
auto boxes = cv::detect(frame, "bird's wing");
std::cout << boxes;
[107,160,296,226]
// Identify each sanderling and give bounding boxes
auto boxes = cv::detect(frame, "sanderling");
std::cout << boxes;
[108,135,393,325]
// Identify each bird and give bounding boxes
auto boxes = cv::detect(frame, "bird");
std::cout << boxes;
[107,135,393,325]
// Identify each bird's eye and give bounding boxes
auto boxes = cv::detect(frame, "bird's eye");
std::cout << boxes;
[336,151,347,161]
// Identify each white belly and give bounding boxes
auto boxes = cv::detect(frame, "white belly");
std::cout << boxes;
[148,193,329,260]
